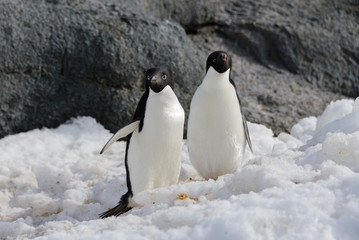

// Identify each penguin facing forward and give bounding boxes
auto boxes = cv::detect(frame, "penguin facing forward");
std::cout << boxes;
[187,51,253,180]
[99,66,185,218]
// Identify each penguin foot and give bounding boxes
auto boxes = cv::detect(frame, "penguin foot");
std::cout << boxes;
[176,193,198,201]
[100,192,133,219]
[99,203,132,219]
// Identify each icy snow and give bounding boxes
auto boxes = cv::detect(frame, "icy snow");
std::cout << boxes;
[1,98,359,240]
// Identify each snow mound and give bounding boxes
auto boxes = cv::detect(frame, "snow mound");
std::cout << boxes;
[1,98,359,240]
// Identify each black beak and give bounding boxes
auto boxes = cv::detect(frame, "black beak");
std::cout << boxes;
[219,53,227,62]
[150,75,158,82]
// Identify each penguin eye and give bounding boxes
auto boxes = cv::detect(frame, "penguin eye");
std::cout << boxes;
[213,59,216,63]
[147,75,151,80]
[162,74,167,80]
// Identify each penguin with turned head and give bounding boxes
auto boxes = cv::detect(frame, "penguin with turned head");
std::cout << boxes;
[99,66,185,218]
[187,51,253,180]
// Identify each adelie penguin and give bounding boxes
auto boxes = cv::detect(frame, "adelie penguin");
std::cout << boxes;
[187,51,253,180]
[99,66,185,218]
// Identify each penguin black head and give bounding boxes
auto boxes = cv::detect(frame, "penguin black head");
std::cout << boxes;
[145,66,174,93]
[206,51,232,74]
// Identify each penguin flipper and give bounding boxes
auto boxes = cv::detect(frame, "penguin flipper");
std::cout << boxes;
[241,113,253,152]
[230,78,253,152]
[99,192,133,218]
[100,120,140,154]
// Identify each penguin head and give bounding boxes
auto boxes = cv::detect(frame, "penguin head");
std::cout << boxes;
[206,51,232,74]
[145,66,174,93]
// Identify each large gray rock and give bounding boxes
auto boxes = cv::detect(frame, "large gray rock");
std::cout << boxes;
[189,32,344,134]
[0,0,204,138]
[0,0,357,138]
[113,0,222,32]
[220,0,359,97]
[189,0,358,134]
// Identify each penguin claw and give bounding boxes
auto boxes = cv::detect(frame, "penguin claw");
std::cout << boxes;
[99,192,133,219]
[99,204,132,219]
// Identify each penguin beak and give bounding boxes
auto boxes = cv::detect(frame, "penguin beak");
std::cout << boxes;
[219,53,227,62]
[150,75,158,82]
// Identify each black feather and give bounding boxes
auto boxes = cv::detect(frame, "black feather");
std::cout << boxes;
[99,70,151,218]
[99,192,133,218]
[230,78,253,152]
[100,66,174,218]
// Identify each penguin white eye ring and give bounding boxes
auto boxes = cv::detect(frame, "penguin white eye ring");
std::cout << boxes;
[162,74,167,80]
[213,59,216,62]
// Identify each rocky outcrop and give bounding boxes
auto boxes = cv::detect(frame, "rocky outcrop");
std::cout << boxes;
[220,0,359,97]
[0,0,204,137]
[0,0,358,138]
[188,0,358,134]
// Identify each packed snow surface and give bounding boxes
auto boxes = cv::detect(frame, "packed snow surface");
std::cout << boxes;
[1,98,359,239]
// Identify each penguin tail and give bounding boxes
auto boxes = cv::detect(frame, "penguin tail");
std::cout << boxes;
[99,192,133,219]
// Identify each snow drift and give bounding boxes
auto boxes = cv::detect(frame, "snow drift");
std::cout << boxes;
[1,98,359,239]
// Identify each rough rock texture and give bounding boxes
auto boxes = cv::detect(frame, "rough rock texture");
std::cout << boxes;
[0,0,358,138]
[113,0,221,31]
[0,0,204,137]
[189,31,344,134]
[220,0,359,97]
[215,0,358,133]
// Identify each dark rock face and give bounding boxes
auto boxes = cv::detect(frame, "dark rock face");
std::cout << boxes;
[0,0,358,138]
[113,0,221,32]
[187,0,359,134]
[189,32,344,134]
[220,0,359,98]
[0,0,204,137]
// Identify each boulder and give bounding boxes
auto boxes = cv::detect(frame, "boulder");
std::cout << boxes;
[220,0,359,98]
[188,0,358,134]
[0,0,204,138]
[0,0,357,138]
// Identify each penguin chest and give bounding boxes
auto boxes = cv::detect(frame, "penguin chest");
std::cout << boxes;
[128,87,184,194]
[188,83,246,179]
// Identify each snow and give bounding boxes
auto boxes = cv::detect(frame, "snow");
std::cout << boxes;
[1,98,359,240]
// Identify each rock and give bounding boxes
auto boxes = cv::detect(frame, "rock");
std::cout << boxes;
[113,0,222,32]
[219,0,359,97]
[189,32,344,135]
[0,0,204,138]
[0,0,358,138]
[188,0,358,134]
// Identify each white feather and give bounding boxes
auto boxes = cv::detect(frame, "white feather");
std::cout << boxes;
[128,86,185,195]
[100,120,140,154]
[187,67,246,179]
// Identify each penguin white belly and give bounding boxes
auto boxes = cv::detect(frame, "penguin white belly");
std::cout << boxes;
[127,86,184,195]
[188,74,246,179]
